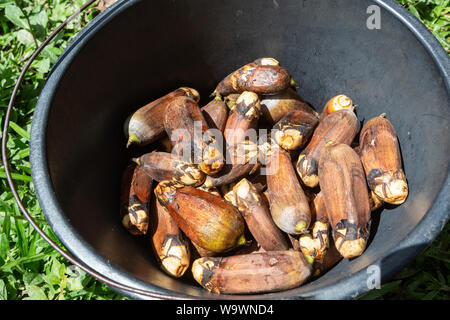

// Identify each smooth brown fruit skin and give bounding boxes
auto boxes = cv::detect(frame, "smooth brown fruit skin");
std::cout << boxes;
[319,94,354,120]
[134,152,205,187]
[214,62,292,97]
[223,91,261,147]
[155,185,246,253]
[191,241,218,258]
[296,109,359,188]
[318,143,371,259]
[260,88,318,124]
[359,115,408,205]
[120,164,153,235]
[273,109,319,151]
[192,250,312,294]
[126,87,200,147]
[201,98,229,132]
[233,179,290,251]
[164,96,224,175]
[150,200,190,278]
[266,147,311,235]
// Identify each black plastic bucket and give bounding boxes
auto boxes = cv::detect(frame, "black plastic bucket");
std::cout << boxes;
[29,0,450,299]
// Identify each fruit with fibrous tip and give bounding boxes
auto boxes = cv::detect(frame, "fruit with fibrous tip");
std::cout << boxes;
[154,182,246,253]
[318,143,371,259]
[133,151,205,187]
[232,178,290,251]
[273,109,319,151]
[299,192,330,262]
[213,59,294,97]
[120,164,153,235]
[201,97,229,132]
[125,87,199,147]
[192,250,312,294]
[164,96,224,175]
[369,190,384,211]
[296,109,359,188]
[266,146,311,235]
[319,94,354,120]
[359,114,408,205]
[223,91,261,147]
[260,88,318,124]
[150,200,190,277]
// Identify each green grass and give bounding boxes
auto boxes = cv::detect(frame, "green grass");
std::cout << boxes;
[0,0,449,300]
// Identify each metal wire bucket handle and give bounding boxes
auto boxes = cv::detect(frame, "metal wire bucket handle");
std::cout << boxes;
[1,0,188,300]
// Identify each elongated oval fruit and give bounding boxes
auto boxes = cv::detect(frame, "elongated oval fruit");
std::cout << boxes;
[133,152,205,187]
[273,109,319,151]
[164,96,224,175]
[319,94,354,120]
[223,91,261,147]
[233,179,289,251]
[150,200,190,278]
[213,61,293,97]
[359,114,408,205]
[154,183,246,252]
[266,147,311,234]
[125,87,200,147]
[299,192,330,262]
[260,88,318,124]
[296,109,358,188]
[318,143,371,259]
[192,250,312,294]
[201,97,229,132]
[120,164,153,235]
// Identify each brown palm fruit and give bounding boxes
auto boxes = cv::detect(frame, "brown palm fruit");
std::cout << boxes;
[154,183,246,253]
[192,250,312,294]
[133,152,205,187]
[299,192,330,262]
[232,179,290,251]
[319,94,354,120]
[296,109,359,188]
[213,59,293,97]
[260,88,318,124]
[201,97,229,132]
[312,237,342,277]
[318,143,371,259]
[273,109,319,151]
[223,91,261,147]
[164,96,224,175]
[266,146,311,235]
[359,114,408,205]
[202,140,260,188]
[150,200,190,278]
[125,87,199,147]
[120,164,153,235]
